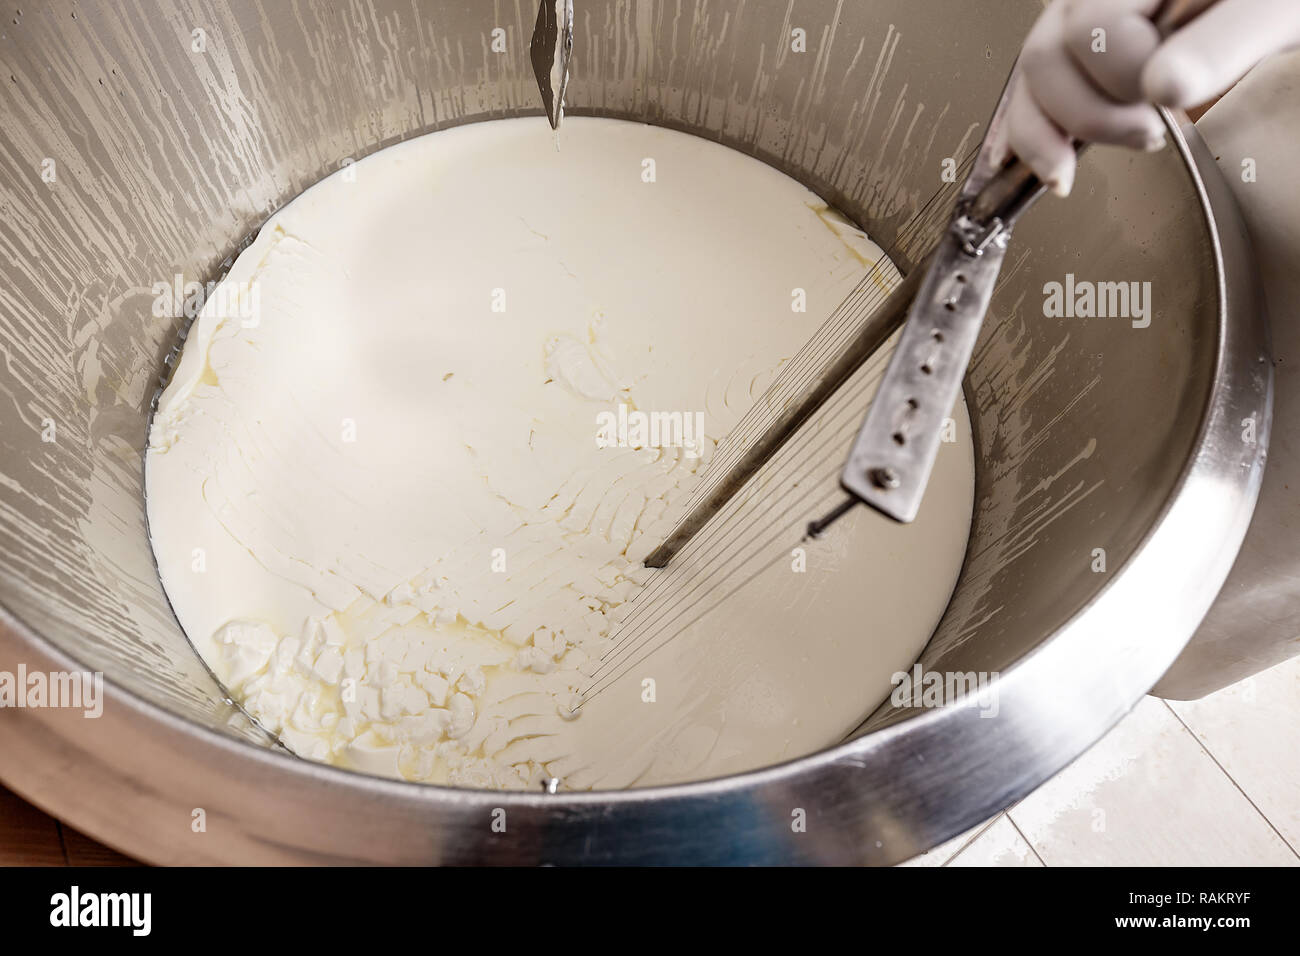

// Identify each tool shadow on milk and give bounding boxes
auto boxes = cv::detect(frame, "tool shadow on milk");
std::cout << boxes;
[144,116,974,791]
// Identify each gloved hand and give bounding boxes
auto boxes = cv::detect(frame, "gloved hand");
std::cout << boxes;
[991,0,1300,196]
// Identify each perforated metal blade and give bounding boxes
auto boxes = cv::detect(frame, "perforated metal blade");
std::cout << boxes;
[635,2,1205,570]
[840,4,1197,524]
[530,0,573,129]
[840,153,1048,521]
[841,198,1017,520]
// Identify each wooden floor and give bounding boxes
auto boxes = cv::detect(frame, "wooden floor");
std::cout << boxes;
[0,785,135,866]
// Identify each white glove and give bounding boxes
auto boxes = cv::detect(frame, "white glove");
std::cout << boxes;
[992,0,1300,196]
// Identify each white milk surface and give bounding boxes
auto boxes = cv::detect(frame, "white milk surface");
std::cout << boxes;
[146,117,974,790]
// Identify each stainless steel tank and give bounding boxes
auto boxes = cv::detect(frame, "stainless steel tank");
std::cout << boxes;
[0,0,1277,864]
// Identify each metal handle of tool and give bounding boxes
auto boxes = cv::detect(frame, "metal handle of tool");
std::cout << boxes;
[968,154,1051,226]
[836,0,1198,523]
[644,154,1053,566]
[837,155,1054,522]
[645,0,1202,564]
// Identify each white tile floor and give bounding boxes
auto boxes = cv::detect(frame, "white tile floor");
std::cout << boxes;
[899,654,1300,866]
